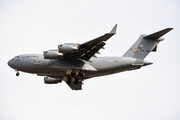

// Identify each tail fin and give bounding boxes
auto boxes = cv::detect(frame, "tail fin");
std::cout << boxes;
[123,28,173,59]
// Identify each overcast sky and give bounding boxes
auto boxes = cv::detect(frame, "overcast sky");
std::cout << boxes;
[0,0,180,120]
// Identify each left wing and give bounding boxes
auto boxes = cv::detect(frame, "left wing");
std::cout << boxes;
[64,24,117,61]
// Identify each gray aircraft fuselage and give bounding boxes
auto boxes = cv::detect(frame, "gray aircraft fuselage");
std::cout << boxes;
[7,54,152,79]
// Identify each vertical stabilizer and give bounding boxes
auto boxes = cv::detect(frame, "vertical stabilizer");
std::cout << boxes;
[123,28,173,59]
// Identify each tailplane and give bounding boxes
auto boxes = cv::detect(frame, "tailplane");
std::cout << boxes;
[123,28,173,59]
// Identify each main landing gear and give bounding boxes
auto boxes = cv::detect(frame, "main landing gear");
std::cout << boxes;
[74,78,79,84]
[67,77,72,84]
[64,69,86,85]
[66,77,80,85]
[71,70,76,76]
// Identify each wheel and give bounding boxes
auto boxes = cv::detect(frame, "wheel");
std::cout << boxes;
[74,78,79,85]
[16,72,20,76]
[71,70,76,76]
[66,78,71,84]
[78,70,83,76]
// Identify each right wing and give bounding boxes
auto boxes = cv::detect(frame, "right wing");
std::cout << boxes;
[64,24,118,61]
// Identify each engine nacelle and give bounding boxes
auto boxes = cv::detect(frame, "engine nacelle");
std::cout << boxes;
[43,50,63,59]
[58,44,78,53]
[44,77,62,84]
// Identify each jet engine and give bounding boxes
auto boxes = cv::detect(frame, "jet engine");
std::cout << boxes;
[58,44,78,53]
[44,77,62,84]
[43,50,63,59]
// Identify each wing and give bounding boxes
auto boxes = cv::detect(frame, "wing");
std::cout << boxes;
[64,24,117,61]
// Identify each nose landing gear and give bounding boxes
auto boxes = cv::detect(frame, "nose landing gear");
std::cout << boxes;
[16,71,20,76]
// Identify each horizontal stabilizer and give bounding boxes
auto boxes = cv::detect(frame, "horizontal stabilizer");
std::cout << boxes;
[143,28,173,39]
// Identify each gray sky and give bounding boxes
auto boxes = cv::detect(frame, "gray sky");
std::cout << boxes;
[0,0,180,120]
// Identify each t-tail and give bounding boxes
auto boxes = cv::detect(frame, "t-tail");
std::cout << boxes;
[123,28,173,60]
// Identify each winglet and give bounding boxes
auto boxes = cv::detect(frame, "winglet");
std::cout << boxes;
[143,28,173,39]
[110,24,118,33]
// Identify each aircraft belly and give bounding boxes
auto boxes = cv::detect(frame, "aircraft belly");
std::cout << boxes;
[87,57,136,77]
[19,58,64,75]
[16,55,139,80]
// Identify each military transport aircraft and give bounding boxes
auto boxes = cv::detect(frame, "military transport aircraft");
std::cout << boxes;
[7,25,173,90]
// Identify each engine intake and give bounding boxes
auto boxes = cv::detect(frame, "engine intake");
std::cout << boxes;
[44,77,62,84]
[43,50,63,59]
[58,44,78,53]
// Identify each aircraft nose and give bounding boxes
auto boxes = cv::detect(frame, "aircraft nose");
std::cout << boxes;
[7,59,12,68]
